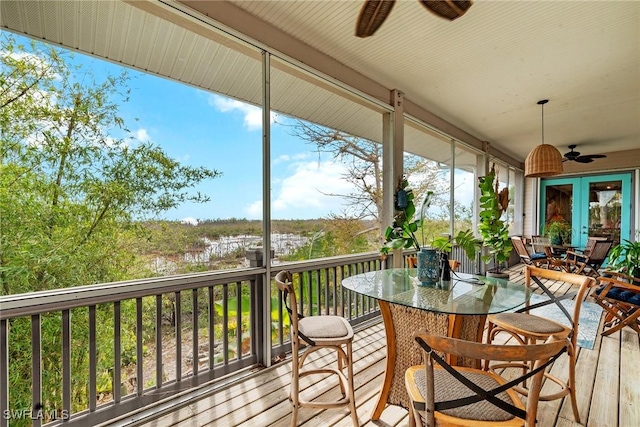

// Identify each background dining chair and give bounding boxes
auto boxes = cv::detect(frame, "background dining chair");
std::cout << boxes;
[274,270,359,427]
[405,332,568,427]
[564,239,613,277]
[512,236,548,270]
[531,235,566,271]
[530,235,551,256]
[592,272,640,336]
[484,265,596,423]
[575,236,608,255]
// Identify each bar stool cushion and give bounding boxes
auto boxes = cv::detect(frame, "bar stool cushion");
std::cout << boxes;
[299,316,351,339]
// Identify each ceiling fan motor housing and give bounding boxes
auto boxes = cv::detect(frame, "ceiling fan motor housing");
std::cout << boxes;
[564,145,580,159]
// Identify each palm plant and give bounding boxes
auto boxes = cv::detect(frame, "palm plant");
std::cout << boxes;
[608,239,640,278]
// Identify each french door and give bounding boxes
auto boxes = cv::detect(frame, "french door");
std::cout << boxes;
[540,173,631,249]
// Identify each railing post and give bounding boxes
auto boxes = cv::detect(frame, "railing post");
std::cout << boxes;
[246,247,274,367]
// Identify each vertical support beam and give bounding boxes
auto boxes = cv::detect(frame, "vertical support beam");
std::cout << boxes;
[385,89,405,268]
[113,303,121,403]
[136,298,143,396]
[31,315,41,427]
[381,112,393,254]
[1,319,8,427]
[531,177,541,235]
[192,289,198,379]
[208,286,215,371]
[513,169,525,236]
[89,305,97,412]
[449,140,455,236]
[248,247,273,365]
[634,168,639,240]
[261,50,272,367]
[155,295,163,388]
[476,142,490,274]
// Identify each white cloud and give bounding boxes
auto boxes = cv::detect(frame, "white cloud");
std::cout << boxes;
[180,217,198,226]
[245,200,263,219]
[242,160,354,219]
[208,94,275,131]
[273,152,309,165]
[134,128,151,143]
[245,159,355,219]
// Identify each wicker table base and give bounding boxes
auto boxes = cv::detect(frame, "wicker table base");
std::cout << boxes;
[371,301,486,419]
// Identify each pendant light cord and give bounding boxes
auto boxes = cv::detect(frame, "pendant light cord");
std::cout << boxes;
[538,99,548,145]
[541,102,545,145]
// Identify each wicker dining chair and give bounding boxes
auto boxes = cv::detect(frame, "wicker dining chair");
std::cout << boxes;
[564,239,613,277]
[592,272,640,336]
[405,332,569,427]
[274,270,358,427]
[512,236,548,269]
[484,265,596,424]
[531,235,567,271]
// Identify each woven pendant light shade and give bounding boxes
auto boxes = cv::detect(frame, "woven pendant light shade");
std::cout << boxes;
[524,143,563,177]
[524,99,563,178]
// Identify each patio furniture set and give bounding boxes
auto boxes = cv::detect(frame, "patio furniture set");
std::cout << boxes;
[512,235,639,336]
[273,259,640,427]
[512,236,614,277]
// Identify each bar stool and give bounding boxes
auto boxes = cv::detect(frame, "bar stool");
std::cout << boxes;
[275,270,359,427]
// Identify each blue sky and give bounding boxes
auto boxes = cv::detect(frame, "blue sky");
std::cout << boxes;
[6,32,478,223]
[7,32,358,222]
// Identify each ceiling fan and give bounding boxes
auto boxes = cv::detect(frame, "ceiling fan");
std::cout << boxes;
[563,145,607,163]
[356,0,473,38]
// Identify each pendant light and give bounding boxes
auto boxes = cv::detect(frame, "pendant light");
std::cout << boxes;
[524,99,563,177]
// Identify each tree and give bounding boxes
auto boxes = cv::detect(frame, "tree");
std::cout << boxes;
[0,34,221,294]
[288,119,451,231]
[0,34,222,420]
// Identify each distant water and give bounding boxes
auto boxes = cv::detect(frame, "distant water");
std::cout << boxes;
[184,233,309,260]
[150,233,309,274]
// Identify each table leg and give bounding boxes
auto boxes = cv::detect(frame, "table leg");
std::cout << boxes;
[370,301,486,420]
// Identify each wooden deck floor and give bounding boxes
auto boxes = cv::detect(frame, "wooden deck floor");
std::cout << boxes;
[128,267,640,427]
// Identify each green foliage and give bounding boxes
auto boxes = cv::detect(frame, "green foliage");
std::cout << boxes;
[477,165,512,272]
[278,217,375,260]
[544,220,572,245]
[1,34,221,296]
[608,239,640,278]
[0,34,221,417]
[381,177,433,254]
[431,229,481,261]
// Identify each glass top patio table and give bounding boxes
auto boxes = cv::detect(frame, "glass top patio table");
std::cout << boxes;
[342,268,531,419]
[341,268,531,315]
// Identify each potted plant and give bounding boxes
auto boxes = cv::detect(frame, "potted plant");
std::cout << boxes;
[607,239,640,278]
[545,220,572,246]
[477,164,512,277]
[380,177,430,255]
[380,177,441,283]
[381,177,480,282]
[431,230,481,280]
[431,230,481,262]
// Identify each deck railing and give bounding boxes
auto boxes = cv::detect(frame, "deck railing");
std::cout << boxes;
[0,247,482,426]
[0,250,388,427]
